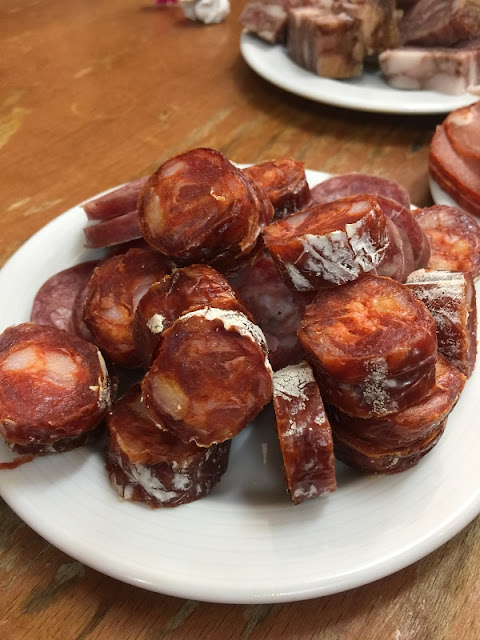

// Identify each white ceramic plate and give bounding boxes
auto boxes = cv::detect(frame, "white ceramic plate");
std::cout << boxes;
[240,32,480,115]
[1,170,479,604]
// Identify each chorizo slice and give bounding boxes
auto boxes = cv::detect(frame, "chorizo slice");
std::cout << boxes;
[443,102,480,162]
[332,417,447,475]
[31,260,99,335]
[134,264,247,367]
[429,123,480,218]
[106,384,231,508]
[413,204,480,279]
[0,323,112,455]
[83,210,142,249]
[376,195,431,270]
[406,269,477,377]
[310,172,411,211]
[375,217,415,283]
[263,195,389,291]
[310,175,429,270]
[272,361,337,504]
[243,158,311,219]
[82,176,148,221]
[142,307,273,447]
[327,354,466,453]
[137,147,273,271]
[83,248,171,368]
[298,274,438,418]
[229,249,314,370]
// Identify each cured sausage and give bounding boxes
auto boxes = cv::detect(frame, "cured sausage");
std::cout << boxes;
[406,269,477,377]
[243,158,311,219]
[229,250,314,370]
[413,204,480,279]
[142,307,273,447]
[327,354,466,452]
[272,361,337,504]
[82,176,147,221]
[134,263,247,367]
[310,172,411,211]
[83,248,171,367]
[332,417,447,474]
[137,148,273,272]
[429,123,480,218]
[310,174,430,270]
[105,384,231,508]
[444,102,480,161]
[375,195,431,270]
[31,260,99,335]
[375,217,415,283]
[263,194,389,291]
[0,323,112,456]
[84,210,142,249]
[298,274,438,418]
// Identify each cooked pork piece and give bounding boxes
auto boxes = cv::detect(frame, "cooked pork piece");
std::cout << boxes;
[399,0,480,47]
[239,0,291,44]
[239,0,337,44]
[240,0,399,54]
[379,39,480,94]
[287,7,366,77]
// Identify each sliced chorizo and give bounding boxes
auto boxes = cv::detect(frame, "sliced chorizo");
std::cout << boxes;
[263,194,389,291]
[272,361,336,504]
[298,274,438,418]
[428,123,480,218]
[83,248,171,368]
[229,249,314,370]
[0,323,112,456]
[413,204,480,279]
[83,210,142,249]
[31,260,99,335]
[133,263,248,367]
[105,384,231,508]
[137,148,273,271]
[376,195,431,270]
[327,353,465,453]
[375,217,415,283]
[243,158,311,219]
[310,173,430,270]
[406,269,477,377]
[82,176,148,221]
[142,307,273,447]
[443,101,480,161]
[310,172,411,211]
[332,417,447,474]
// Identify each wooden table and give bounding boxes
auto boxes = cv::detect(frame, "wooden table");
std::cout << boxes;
[1,1,479,638]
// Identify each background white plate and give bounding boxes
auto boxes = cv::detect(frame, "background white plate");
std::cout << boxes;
[240,32,480,115]
[0,169,479,604]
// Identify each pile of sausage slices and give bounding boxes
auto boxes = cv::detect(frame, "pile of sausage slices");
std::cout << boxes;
[0,136,478,508]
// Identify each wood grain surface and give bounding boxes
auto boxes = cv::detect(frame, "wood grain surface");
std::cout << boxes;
[1,1,479,639]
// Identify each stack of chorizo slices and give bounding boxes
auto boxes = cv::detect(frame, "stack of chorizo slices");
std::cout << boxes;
[429,101,480,218]
[0,147,477,510]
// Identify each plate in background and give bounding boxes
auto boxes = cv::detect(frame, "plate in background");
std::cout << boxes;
[240,32,480,115]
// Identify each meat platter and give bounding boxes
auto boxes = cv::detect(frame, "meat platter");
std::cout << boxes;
[0,166,479,604]
[240,32,480,114]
